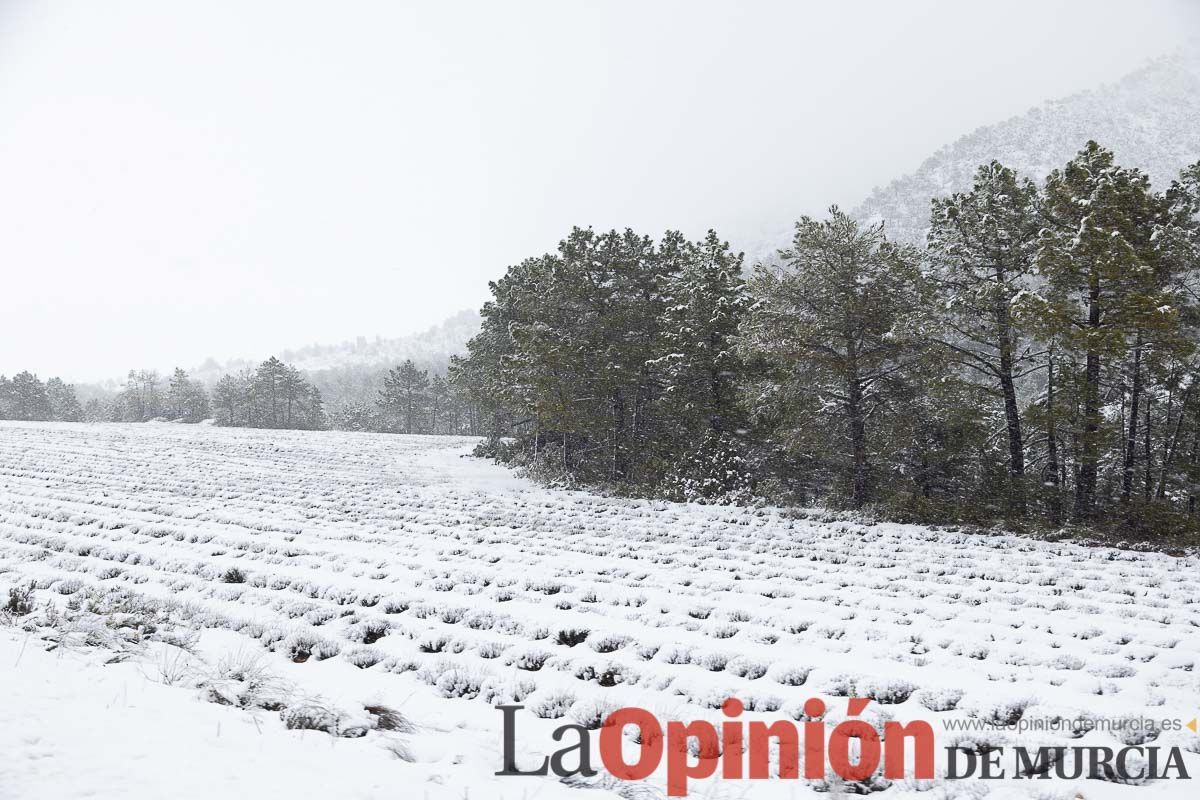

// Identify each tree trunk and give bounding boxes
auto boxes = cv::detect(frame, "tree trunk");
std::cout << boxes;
[1143,395,1153,504]
[1045,348,1063,525]
[1156,383,1191,500]
[996,296,1026,515]
[1189,430,1199,515]
[610,391,626,482]
[1073,275,1102,523]
[847,377,869,509]
[1121,336,1142,505]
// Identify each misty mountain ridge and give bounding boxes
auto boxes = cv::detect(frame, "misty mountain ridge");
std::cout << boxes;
[121,53,1200,390]
[853,51,1200,246]
[188,309,480,386]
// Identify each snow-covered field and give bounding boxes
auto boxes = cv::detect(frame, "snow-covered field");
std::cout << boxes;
[1,421,1197,800]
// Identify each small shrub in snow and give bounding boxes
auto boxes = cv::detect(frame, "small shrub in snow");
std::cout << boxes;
[381,597,410,614]
[634,644,660,661]
[727,657,768,680]
[858,677,917,704]
[710,624,739,639]
[1092,662,1137,679]
[659,646,692,665]
[571,661,631,686]
[482,678,538,706]
[946,731,1008,755]
[917,687,963,712]
[344,646,386,669]
[696,652,731,672]
[823,702,893,734]
[281,702,339,734]
[463,612,495,631]
[438,607,466,624]
[970,698,1033,727]
[530,691,576,719]
[556,628,590,648]
[345,618,390,644]
[744,694,783,712]
[509,649,552,671]
[381,657,420,674]
[1049,653,1084,671]
[435,669,485,699]
[4,584,34,616]
[569,698,618,730]
[418,634,449,653]
[220,567,247,584]
[807,772,892,795]
[822,673,858,697]
[476,641,506,659]
[365,704,414,733]
[588,634,630,654]
[772,665,812,686]
[1113,716,1159,746]
[280,631,340,663]
[302,608,338,627]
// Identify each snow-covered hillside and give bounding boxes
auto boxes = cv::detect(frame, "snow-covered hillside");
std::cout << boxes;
[1,422,1197,798]
[852,53,1200,245]
[187,309,480,385]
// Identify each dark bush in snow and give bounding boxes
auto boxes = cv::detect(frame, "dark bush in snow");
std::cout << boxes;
[365,704,414,733]
[556,628,590,647]
[220,567,247,584]
[508,649,552,671]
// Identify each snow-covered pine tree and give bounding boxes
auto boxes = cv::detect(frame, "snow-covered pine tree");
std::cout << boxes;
[1036,142,1187,522]
[45,377,82,422]
[741,207,926,509]
[377,360,431,434]
[927,161,1040,515]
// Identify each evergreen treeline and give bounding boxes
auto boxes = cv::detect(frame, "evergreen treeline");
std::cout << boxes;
[330,359,481,435]
[5,356,481,436]
[0,372,83,421]
[457,142,1200,538]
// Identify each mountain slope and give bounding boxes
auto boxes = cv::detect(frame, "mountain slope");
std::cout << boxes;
[189,309,480,385]
[854,53,1200,245]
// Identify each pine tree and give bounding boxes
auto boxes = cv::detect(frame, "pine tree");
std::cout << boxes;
[280,366,306,428]
[165,368,210,423]
[741,207,926,509]
[429,374,453,434]
[378,360,430,434]
[0,375,11,419]
[253,357,288,428]
[45,378,82,422]
[9,372,50,421]
[116,370,162,422]
[658,230,747,435]
[1036,142,1185,521]
[928,161,1040,515]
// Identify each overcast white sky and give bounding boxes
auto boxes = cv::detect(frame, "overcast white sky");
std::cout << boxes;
[0,0,1195,381]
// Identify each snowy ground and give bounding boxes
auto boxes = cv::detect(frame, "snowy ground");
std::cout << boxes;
[0,421,1197,799]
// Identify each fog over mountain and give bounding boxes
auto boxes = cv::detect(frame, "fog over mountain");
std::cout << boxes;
[187,309,479,385]
[192,51,1200,385]
[852,52,1200,246]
